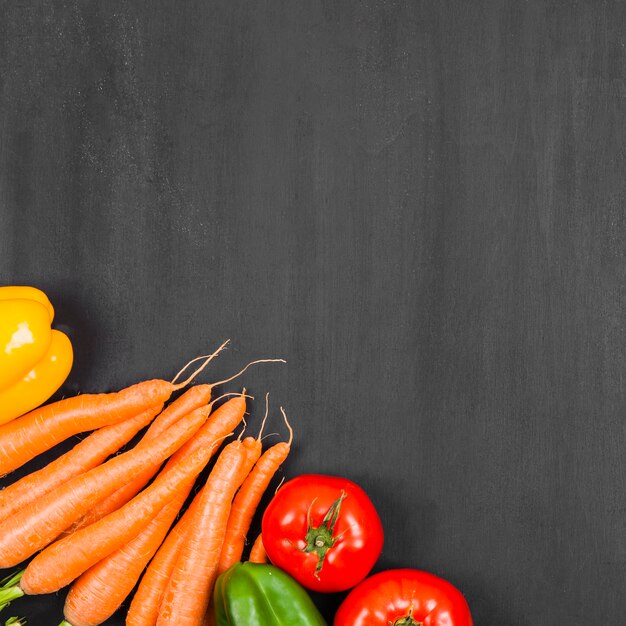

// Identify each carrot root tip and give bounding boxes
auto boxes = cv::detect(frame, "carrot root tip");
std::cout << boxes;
[257,392,270,440]
[279,407,294,446]
[213,358,286,387]
[171,339,231,387]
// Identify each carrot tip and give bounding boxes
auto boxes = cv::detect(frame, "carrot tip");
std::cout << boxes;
[279,407,294,446]
[237,416,248,440]
[212,358,286,389]
[257,393,271,440]
[171,340,231,387]
[274,475,286,495]
[206,391,244,408]
[260,431,281,442]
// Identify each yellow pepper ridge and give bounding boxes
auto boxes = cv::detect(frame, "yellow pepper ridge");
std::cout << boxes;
[0,286,73,425]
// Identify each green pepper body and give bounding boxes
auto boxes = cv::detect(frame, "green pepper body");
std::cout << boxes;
[213,562,328,626]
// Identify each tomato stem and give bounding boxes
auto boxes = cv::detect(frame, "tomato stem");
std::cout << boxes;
[389,608,422,626]
[302,491,347,578]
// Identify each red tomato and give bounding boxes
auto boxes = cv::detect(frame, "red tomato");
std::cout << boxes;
[261,474,384,592]
[334,568,473,626]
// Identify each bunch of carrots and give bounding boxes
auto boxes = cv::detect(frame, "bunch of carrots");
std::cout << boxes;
[0,340,291,626]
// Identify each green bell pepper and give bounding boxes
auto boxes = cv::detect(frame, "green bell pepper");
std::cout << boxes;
[213,562,328,626]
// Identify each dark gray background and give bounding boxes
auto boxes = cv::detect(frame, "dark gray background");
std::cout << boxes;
[1,1,625,624]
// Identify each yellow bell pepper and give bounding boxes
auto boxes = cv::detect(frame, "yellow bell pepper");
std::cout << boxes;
[0,286,73,425]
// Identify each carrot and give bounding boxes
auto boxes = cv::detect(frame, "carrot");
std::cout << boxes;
[0,404,163,524]
[239,436,263,482]
[61,437,258,626]
[217,406,293,574]
[249,532,268,563]
[156,439,249,626]
[58,403,249,626]
[65,383,215,534]
[0,406,207,570]
[17,396,248,596]
[126,404,249,626]
[126,495,198,626]
[61,487,192,626]
[138,383,216,435]
[68,358,283,532]
[0,343,226,476]
[124,432,260,626]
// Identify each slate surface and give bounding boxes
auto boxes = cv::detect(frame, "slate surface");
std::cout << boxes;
[1,2,625,624]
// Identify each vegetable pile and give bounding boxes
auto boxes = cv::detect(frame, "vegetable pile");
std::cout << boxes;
[0,286,474,625]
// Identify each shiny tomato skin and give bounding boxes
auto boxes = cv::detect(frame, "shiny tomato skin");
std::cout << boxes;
[261,474,384,593]
[334,568,473,626]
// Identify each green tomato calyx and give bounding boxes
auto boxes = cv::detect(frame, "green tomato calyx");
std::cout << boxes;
[302,491,347,578]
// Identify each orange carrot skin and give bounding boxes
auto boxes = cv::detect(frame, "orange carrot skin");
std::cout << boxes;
[62,486,192,626]
[59,390,224,626]
[0,407,206,569]
[21,399,246,595]
[218,441,290,574]
[22,447,201,595]
[0,378,177,476]
[126,396,248,626]
[0,404,163,524]
[127,496,218,626]
[235,437,263,492]
[145,384,213,436]
[164,396,246,473]
[157,440,247,626]
[126,493,199,626]
[249,532,268,564]
[69,384,213,532]
[241,437,263,469]
[125,435,255,626]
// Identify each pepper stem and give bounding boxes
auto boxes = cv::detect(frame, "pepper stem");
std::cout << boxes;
[302,491,347,578]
